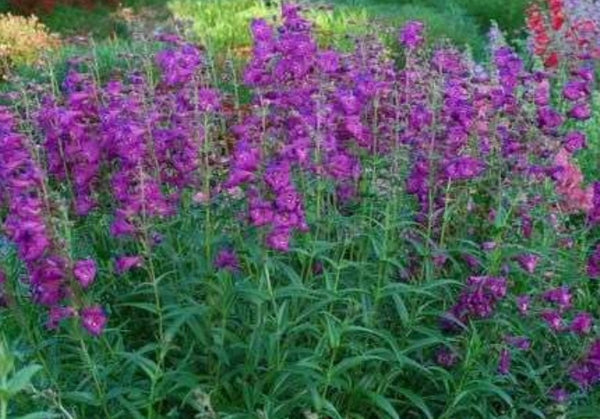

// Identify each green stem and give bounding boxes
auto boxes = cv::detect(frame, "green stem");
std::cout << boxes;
[0,397,7,419]
[79,338,110,417]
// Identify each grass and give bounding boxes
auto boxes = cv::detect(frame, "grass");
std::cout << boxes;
[0,0,170,39]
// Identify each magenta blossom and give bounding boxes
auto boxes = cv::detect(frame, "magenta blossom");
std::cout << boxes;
[549,388,569,404]
[516,295,531,315]
[505,335,531,351]
[80,305,107,336]
[46,306,75,330]
[436,347,458,368]
[541,310,564,332]
[73,259,97,288]
[115,256,144,275]
[498,348,511,375]
[399,21,425,50]
[543,286,572,311]
[517,253,540,274]
[571,312,593,335]
[214,249,240,272]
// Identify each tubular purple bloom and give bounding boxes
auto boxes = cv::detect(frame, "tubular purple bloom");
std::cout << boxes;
[214,249,240,273]
[266,228,292,252]
[564,131,587,153]
[541,310,564,331]
[588,184,600,226]
[505,335,531,351]
[73,259,97,289]
[549,388,569,404]
[571,312,594,335]
[81,305,107,336]
[543,286,572,311]
[436,347,458,368]
[568,102,592,121]
[46,306,75,330]
[498,348,511,375]
[517,254,540,274]
[115,256,144,275]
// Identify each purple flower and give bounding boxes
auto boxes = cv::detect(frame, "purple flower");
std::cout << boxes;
[544,286,572,311]
[505,335,531,351]
[481,241,497,251]
[399,21,425,50]
[563,81,590,101]
[516,295,531,315]
[569,340,600,388]
[589,183,600,226]
[537,106,563,131]
[266,228,291,252]
[30,256,67,306]
[214,249,240,273]
[449,276,507,326]
[589,244,600,279]
[564,131,587,153]
[463,254,480,270]
[541,310,564,331]
[498,348,511,375]
[444,157,485,181]
[46,306,75,330]
[436,347,458,368]
[517,254,540,274]
[549,388,569,404]
[73,259,97,289]
[568,103,592,121]
[571,312,594,335]
[521,212,533,239]
[115,256,144,275]
[81,305,107,336]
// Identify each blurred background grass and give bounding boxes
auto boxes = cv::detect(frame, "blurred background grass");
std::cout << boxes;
[0,0,531,85]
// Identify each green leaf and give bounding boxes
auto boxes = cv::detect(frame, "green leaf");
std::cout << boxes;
[16,413,60,419]
[395,388,434,419]
[62,391,100,406]
[6,365,42,396]
[364,391,400,419]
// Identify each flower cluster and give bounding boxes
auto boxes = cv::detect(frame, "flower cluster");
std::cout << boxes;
[570,340,600,388]
[0,106,104,335]
[443,276,508,330]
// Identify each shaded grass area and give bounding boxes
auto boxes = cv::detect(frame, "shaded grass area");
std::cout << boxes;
[169,0,488,58]
[0,0,170,39]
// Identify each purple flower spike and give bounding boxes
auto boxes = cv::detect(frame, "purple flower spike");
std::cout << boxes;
[73,259,97,289]
[399,21,425,50]
[81,305,107,336]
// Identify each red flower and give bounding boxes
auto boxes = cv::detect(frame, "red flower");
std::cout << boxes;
[544,52,559,68]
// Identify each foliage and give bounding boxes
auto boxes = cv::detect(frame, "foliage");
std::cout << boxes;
[2,1,600,418]
[0,13,59,80]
